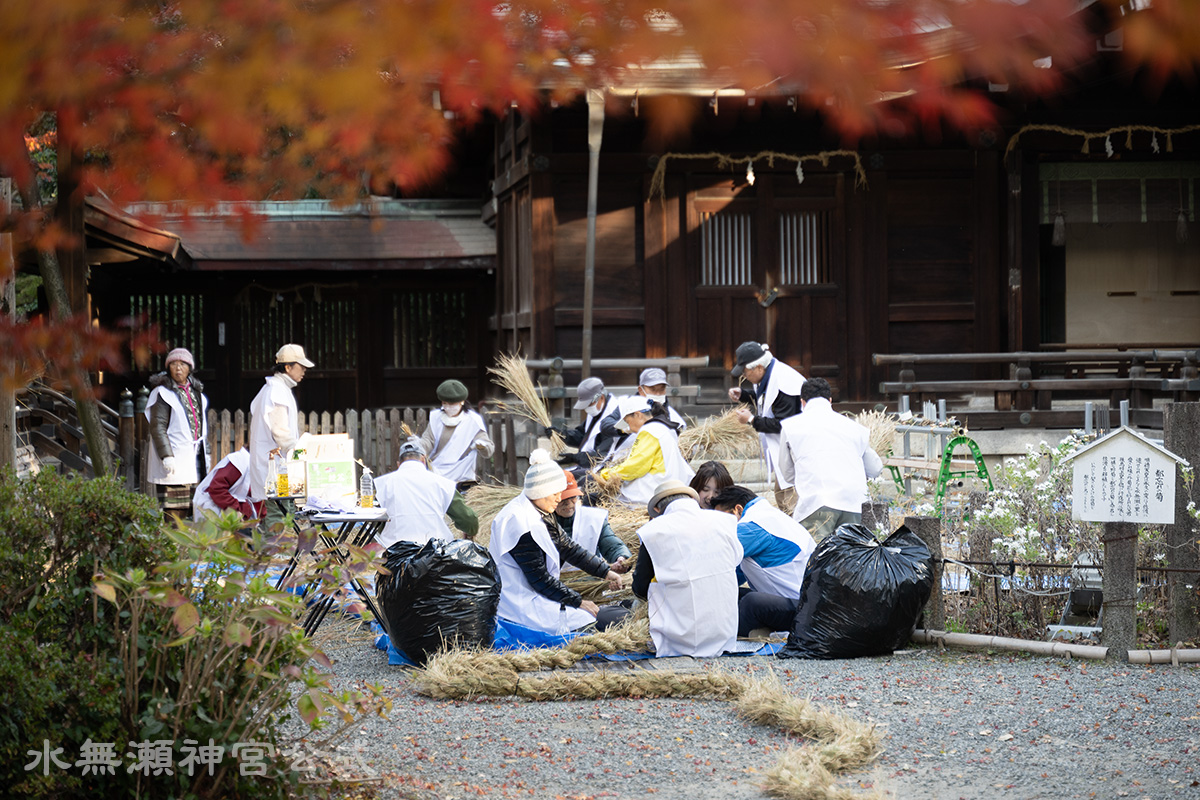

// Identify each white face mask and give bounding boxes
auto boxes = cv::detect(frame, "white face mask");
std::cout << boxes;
[585,402,603,418]
[441,403,463,425]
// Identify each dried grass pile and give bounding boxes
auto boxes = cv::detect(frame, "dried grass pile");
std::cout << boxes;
[678,409,761,462]
[852,409,896,459]
[487,353,566,456]
[461,483,522,548]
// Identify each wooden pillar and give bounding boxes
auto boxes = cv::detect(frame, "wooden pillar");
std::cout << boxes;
[1101,521,1137,662]
[1164,402,1200,645]
[119,389,136,486]
[905,515,944,631]
[0,178,14,469]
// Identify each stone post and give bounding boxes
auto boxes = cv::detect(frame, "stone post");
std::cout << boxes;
[1164,402,1200,645]
[1101,521,1137,661]
[905,515,944,631]
[861,500,891,535]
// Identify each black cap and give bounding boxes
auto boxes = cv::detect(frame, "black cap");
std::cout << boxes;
[730,342,767,378]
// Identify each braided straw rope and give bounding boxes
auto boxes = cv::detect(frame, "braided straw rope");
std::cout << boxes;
[1004,122,1200,161]
[649,150,868,203]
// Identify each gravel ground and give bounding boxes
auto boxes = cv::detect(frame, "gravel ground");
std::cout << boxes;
[309,637,1200,800]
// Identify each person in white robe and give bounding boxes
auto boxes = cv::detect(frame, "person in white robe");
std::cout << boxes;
[248,343,312,525]
[374,438,478,549]
[420,379,493,491]
[596,396,695,508]
[631,479,743,657]
[145,347,210,512]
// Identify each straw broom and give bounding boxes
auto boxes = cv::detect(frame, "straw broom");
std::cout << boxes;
[851,409,896,459]
[487,352,567,457]
[678,408,761,462]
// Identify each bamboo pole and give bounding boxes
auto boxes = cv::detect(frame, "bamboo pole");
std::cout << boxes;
[912,629,1109,660]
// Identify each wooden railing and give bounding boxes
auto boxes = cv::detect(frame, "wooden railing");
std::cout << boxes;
[526,356,709,421]
[873,349,1200,429]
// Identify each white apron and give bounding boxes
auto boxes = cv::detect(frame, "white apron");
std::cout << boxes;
[426,409,487,484]
[145,384,209,485]
[374,461,456,548]
[248,376,298,502]
[739,499,817,599]
[754,360,807,490]
[192,449,252,518]
[560,504,607,573]
[490,494,594,634]
[579,394,616,454]
[617,421,696,507]
[637,498,742,657]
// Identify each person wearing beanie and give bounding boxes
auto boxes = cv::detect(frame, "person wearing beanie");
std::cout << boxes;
[373,437,478,549]
[420,379,493,492]
[489,449,626,635]
[555,470,631,572]
[145,346,210,513]
[596,395,695,508]
[248,343,313,523]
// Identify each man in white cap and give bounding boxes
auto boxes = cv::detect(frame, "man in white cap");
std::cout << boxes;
[374,438,478,549]
[489,449,624,635]
[596,395,694,508]
[549,376,622,469]
[727,341,806,513]
[248,343,314,523]
[637,367,687,430]
[631,479,743,657]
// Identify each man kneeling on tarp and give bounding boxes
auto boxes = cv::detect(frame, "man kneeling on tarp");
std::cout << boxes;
[631,479,744,657]
[710,485,816,638]
[490,450,625,635]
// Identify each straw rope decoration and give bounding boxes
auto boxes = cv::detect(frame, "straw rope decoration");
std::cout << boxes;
[412,613,882,799]
[1004,123,1200,161]
[649,150,868,204]
[487,352,567,457]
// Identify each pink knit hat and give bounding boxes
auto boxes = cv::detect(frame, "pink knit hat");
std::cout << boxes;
[165,348,195,369]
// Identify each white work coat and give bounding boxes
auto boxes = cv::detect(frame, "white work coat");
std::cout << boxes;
[374,461,457,549]
[247,375,298,502]
[779,397,884,522]
[490,494,594,634]
[739,498,817,599]
[560,504,607,573]
[145,384,209,485]
[637,497,742,657]
[750,359,806,489]
[192,449,252,518]
[616,421,696,507]
[579,394,618,455]
[425,409,488,484]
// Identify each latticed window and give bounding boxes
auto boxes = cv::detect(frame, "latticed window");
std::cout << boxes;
[130,293,205,369]
[699,210,754,286]
[391,289,470,368]
[779,210,832,285]
[239,295,358,371]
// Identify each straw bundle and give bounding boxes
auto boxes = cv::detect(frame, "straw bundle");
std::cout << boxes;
[400,421,416,439]
[678,409,761,462]
[461,483,522,547]
[487,353,566,456]
[852,410,896,459]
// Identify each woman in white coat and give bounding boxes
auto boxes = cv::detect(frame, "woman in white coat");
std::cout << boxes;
[420,379,493,492]
[596,396,695,508]
[145,347,209,511]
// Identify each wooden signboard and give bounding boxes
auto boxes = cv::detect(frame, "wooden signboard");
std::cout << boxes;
[1064,427,1186,525]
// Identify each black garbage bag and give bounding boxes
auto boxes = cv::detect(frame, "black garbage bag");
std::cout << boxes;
[376,539,501,665]
[778,524,933,660]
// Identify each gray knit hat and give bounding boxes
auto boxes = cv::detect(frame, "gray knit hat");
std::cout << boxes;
[524,448,567,500]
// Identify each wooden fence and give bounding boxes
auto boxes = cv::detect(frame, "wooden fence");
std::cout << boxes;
[203,405,531,484]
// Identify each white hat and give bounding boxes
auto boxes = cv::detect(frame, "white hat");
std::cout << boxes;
[276,344,315,368]
[617,395,653,419]
[524,449,568,500]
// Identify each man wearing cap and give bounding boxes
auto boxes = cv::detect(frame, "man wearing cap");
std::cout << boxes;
[548,377,622,469]
[778,378,883,542]
[596,396,694,508]
[193,447,259,521]
[631,479,743,657]
[727,341,807,512]
[555,470,632,573]
[490,449,625,635]
[248,344,313,518]
[710,485,817,637]
[145,347,210,510]
[637,367,687,430]
[374,438,479,549]
[420,379,493,492]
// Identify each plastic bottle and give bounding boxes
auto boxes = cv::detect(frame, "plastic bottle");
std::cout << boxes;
[266,456,279,497]
[275,454,289,497]
[359,466,374,508]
